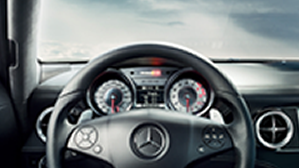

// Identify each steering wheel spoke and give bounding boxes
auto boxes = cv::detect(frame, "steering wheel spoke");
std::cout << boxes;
[65,117,115,165]
[67,127,105,159]
[183,118,233,166]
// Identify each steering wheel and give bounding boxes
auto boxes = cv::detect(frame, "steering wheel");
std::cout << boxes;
[47,42,255,168]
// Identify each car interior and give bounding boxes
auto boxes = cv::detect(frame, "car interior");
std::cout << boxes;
[1,0,299,168]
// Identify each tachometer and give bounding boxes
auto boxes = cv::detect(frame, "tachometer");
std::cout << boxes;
[94,79,132,114]
[169,78,208,114]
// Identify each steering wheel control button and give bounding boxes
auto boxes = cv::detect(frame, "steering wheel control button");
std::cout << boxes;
[131,124,168,159]
[203,126,225,149]
[198,146,205,153]
[75,126,98,149]
[93,145,102,154]
[81,127,94,134]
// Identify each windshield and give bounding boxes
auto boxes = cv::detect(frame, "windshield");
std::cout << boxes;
[38,0,299,62]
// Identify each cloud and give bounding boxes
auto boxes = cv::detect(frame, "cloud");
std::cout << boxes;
[38,0,299,61]
[231,13,299,42]
[140,20,184,27]
[38,41,95,61]
[227,0,299,47]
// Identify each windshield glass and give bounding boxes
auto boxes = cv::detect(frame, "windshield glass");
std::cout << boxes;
[39,0,299,62]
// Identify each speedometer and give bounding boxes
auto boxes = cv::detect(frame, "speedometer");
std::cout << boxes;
[94,79,132,114]
[169,78,208,114]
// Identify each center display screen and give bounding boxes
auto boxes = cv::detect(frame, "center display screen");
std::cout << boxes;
[136,86,164,107]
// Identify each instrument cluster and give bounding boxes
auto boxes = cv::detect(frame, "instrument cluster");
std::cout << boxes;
[87,67,214,116]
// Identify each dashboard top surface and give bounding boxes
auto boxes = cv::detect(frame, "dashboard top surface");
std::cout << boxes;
[39,62,299,95]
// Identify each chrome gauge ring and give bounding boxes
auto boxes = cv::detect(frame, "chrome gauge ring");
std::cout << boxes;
[94,79,132,114]
[169,78,208,113]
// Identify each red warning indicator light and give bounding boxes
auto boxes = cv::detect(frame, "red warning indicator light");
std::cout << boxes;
[151,69,162,77]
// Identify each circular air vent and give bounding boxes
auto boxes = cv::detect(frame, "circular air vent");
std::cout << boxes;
[255,111,294,149]
[36,107,53,143]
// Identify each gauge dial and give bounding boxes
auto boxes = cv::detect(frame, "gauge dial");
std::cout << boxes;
[94,80,132,114]
[169,78,208,113]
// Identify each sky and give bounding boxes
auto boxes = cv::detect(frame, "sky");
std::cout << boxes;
[38,0,299,61]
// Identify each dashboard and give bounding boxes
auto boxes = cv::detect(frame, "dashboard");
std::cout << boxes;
[23,60,299,168]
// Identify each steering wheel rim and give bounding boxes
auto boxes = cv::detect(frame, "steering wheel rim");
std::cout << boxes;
[47,42,255,168]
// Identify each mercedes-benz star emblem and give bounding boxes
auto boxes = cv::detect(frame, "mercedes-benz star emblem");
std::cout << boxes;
[131,125,167,159]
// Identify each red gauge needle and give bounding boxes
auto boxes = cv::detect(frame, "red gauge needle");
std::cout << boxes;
[111,95,115,114]
[186,94,190,113]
